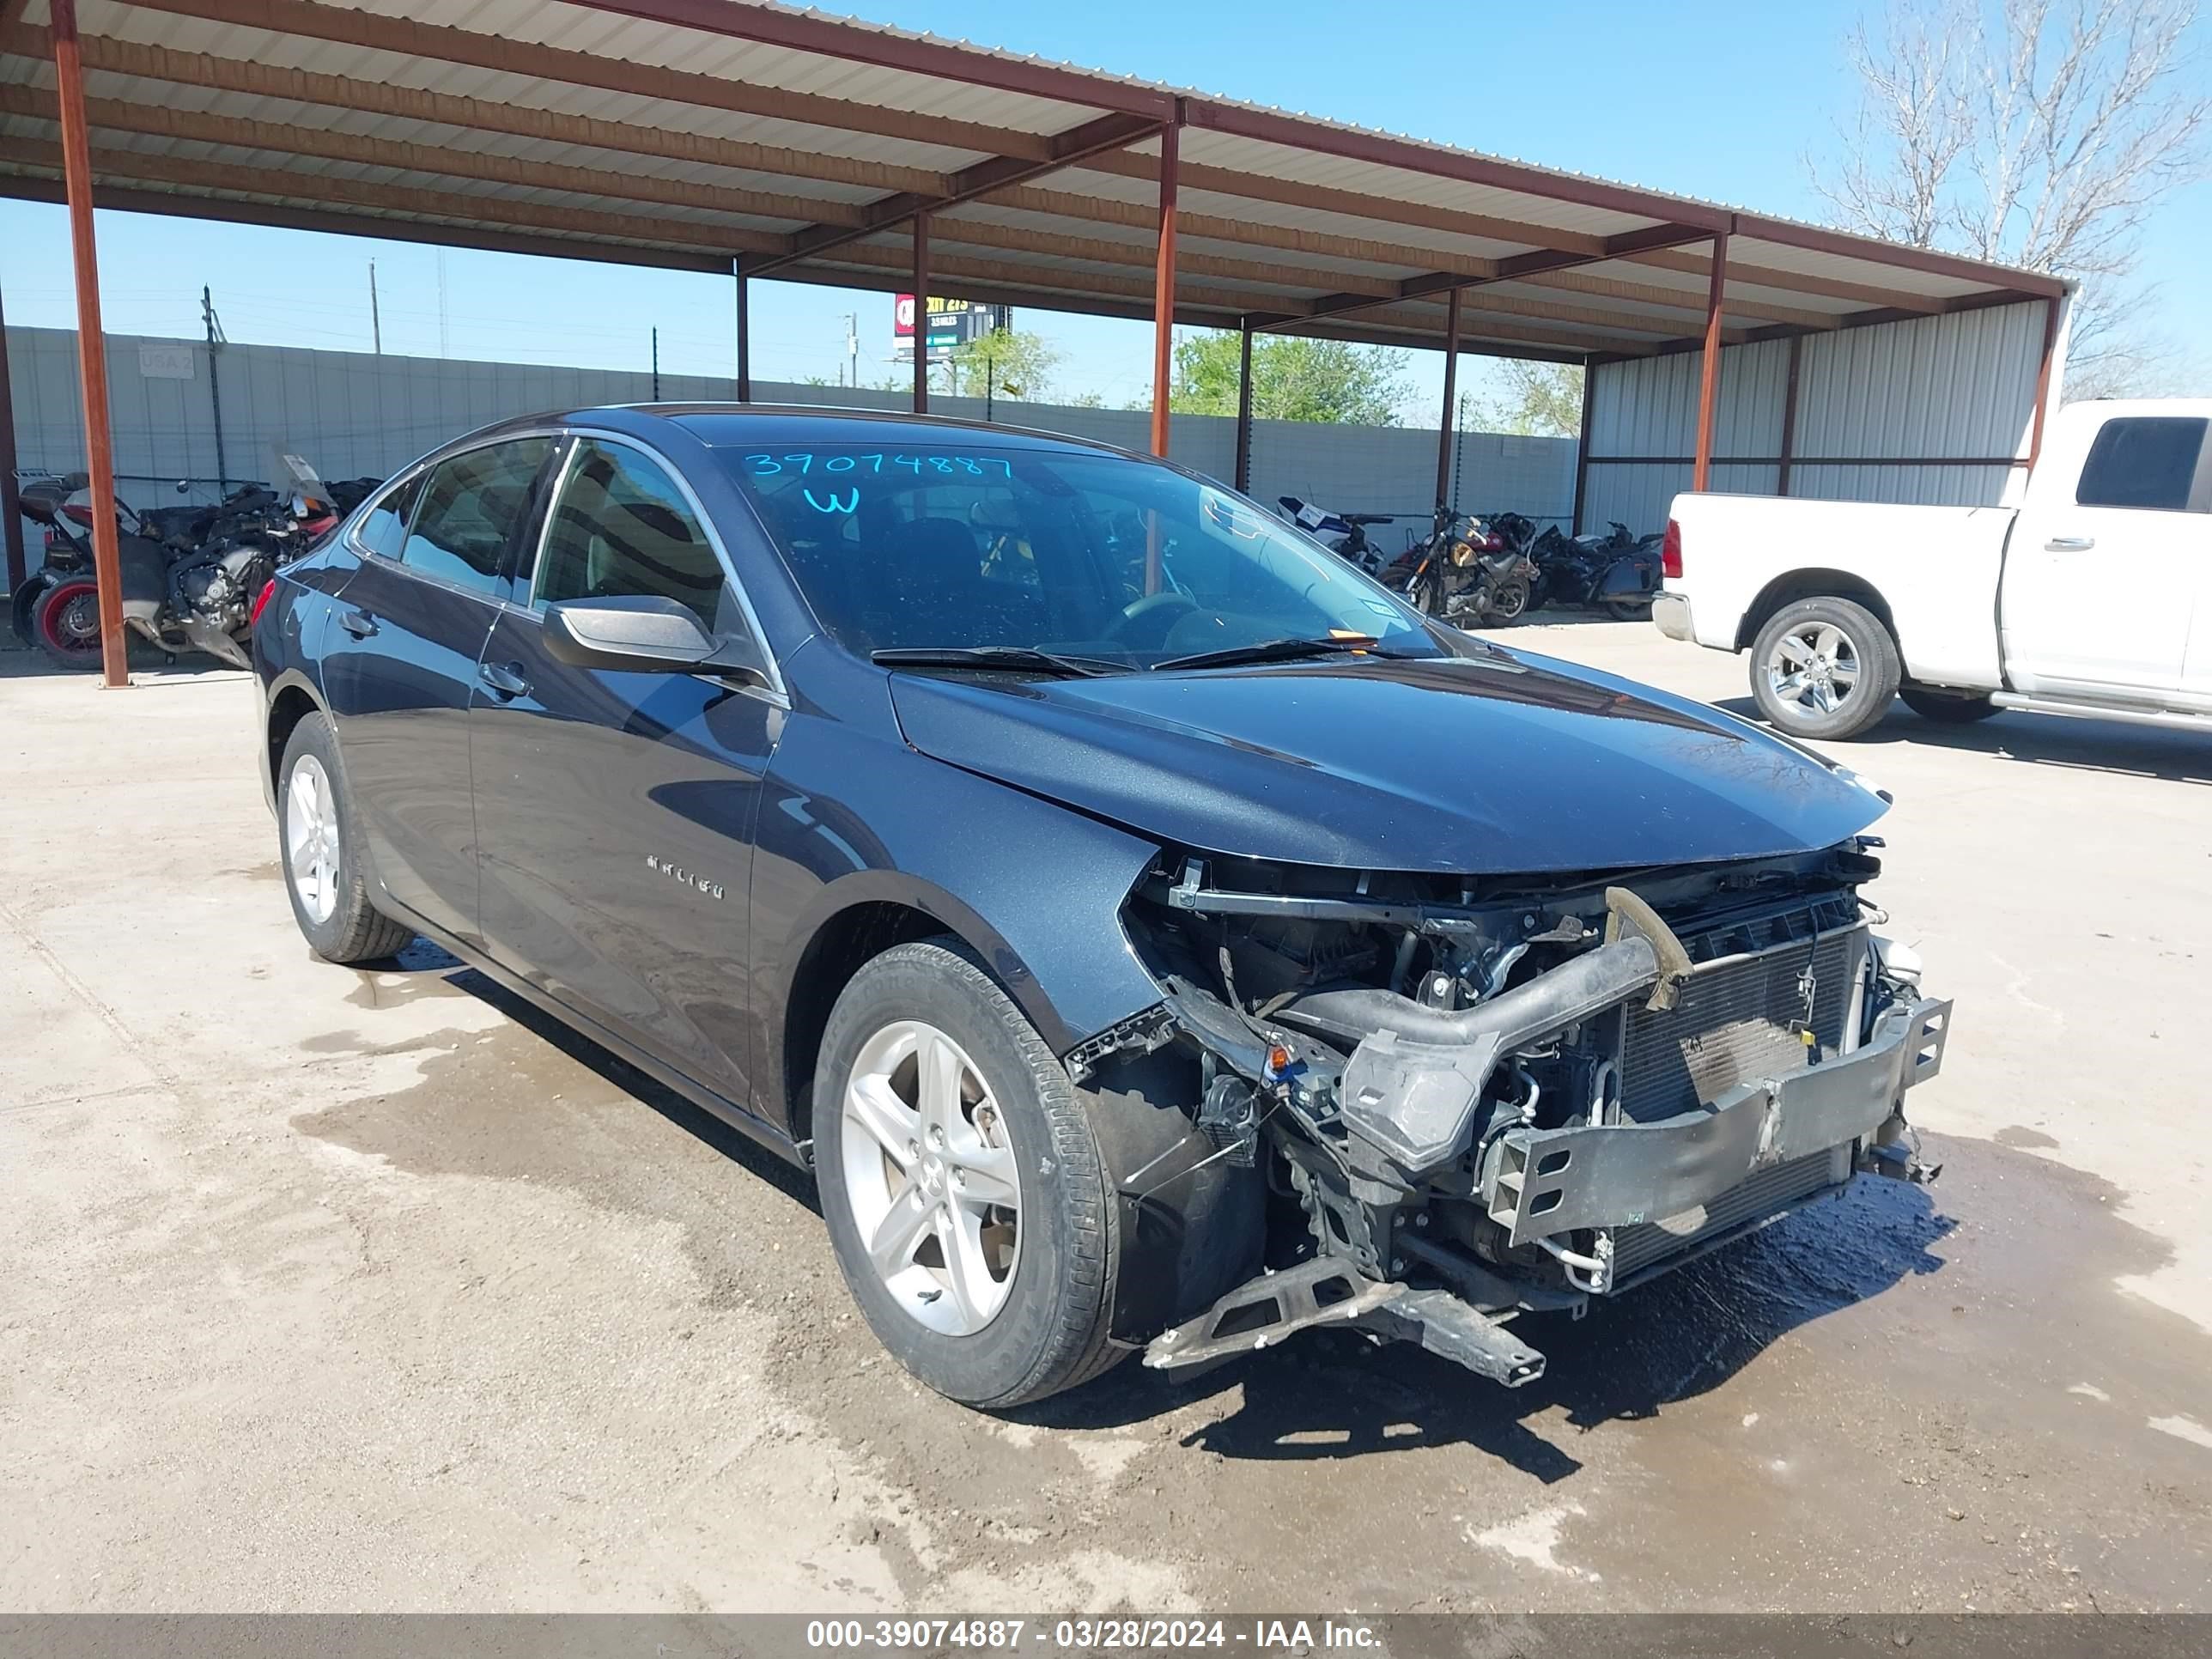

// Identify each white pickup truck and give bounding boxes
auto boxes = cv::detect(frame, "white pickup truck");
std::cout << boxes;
[1654,398,2212,740]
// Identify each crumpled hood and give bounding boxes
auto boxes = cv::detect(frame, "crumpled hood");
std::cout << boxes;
[885,647,1887,873]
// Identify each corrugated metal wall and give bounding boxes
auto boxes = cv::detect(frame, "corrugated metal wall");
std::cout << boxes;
[1583,300,2050,532]
[4,326,1574,544]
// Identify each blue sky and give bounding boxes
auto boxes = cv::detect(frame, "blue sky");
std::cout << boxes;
[1,0,2205,414]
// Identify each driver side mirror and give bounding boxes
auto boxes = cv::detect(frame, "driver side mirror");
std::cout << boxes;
[542,595,769,686]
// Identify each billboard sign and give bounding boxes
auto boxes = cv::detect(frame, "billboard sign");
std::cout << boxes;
[894,295,1010,362]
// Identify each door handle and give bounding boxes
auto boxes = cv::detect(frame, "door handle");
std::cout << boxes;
[2044,535,2096,552]
[477,660,531,699]
[337,607,377,638]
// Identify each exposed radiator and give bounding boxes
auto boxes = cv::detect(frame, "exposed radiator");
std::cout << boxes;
[1619,924,1865,1125]
[1609,1146,1850,1281]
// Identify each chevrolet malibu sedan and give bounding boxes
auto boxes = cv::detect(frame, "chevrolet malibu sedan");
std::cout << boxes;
[253,405,1951,1408]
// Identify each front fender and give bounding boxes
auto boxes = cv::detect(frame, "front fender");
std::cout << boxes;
[750,705,1169,1124]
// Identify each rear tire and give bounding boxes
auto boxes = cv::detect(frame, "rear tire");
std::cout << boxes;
[276,712,415,963]
[1900,686,2000,724]
[31,577,104,671]
[1749,596,1900,741]
[1604,597,1652,621]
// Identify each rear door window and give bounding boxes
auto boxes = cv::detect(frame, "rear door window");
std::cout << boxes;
[352,472,424,561]
[400,439,556,595]
[2074,417,2209,512]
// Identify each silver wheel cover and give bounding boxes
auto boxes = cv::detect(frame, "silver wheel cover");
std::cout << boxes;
[841,1019,1022,1336]
[1765,621,1863,720]
[284,753,342,926]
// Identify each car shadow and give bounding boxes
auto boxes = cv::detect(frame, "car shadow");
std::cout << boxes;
[1711,695,2212,785]
[1012,1175,1951,1481]
[385,936,822,1212]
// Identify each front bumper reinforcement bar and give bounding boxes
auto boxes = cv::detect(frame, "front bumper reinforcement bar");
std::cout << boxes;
[1486,996,1952,1247]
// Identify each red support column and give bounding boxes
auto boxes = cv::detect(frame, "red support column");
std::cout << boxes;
[732,258,750,403]
[52,0,128,686]
[911,212,930,415]
[1569,356,1596,535]
[1434,287,1462,511]
[1233,315,1254,495]
[0,276,23,592]
[1148,117,1180,459]
[1692,229,1729,495]
[2027,295,2063,470]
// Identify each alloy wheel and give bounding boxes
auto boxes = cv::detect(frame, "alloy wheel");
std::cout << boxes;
[1764,622,1862,719]
[840,1019,1022,1336]
[284,754,342,925]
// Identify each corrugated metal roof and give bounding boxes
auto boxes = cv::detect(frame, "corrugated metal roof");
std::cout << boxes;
[0,0,2069,363]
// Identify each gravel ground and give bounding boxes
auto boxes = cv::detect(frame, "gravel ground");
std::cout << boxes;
[3,620,2208,1613]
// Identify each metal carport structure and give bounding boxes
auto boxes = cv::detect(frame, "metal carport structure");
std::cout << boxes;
[0,0,2069,686]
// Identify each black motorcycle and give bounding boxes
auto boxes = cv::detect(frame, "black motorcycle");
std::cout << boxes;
[11,464,368,671]
[1391,507,1535,629]
[1528,519,1664,620]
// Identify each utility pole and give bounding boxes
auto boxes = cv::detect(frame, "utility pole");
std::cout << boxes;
[1453,391,1469,514]
[202,285,229,495]
[842,313,858,389]
[985,355,994,422]
[651,327,660,400]
[368,259,381,355]
[435,250,449,358]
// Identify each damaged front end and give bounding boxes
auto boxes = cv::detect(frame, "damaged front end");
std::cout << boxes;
[1109,843,1950,1388]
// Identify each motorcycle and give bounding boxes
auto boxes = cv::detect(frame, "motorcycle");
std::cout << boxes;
[1527,518,1664,620]
[1390,507,1535,629]
[10,454,368,671]
[1277,496,1402,580]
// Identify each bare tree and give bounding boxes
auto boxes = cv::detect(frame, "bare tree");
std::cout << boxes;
[1812,0,2209,396]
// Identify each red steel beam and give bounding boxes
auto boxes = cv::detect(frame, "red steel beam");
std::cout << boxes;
[1692,232,1729,493]
[574,0,1176,118]
[49,0,126,686]
[911,213,929,416]
[1435,287,1461,512]
[0,272,23,592]
[1149,120,1180,459]
[2028,295,2063,469]
[750,110,1163,277]
[1182,100,1729,230]
[1735,215,2067,300]
[1254,222,1715,334]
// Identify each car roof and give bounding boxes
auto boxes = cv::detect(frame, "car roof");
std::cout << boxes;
[441,403,1137,461]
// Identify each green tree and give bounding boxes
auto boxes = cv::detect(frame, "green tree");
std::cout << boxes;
[1167,333,1413,425]
[1468,360,1585,437]
[946,327,1060,399]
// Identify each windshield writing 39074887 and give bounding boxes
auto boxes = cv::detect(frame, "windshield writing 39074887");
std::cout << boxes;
[744,453,1013,480]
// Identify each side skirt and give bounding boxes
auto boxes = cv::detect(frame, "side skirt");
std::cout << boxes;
[375,897,811,1172]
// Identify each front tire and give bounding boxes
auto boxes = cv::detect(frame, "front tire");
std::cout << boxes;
[815,939,1121,1409]
[276,712,414,963]
[1749,597,1900,741]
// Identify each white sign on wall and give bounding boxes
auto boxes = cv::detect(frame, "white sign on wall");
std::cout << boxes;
[137,343,196,380]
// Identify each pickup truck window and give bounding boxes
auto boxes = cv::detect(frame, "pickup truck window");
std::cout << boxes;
[2074,416,2209,513]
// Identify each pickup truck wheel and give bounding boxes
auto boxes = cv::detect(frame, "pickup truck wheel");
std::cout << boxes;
[815,939,1122,1409]
[1750,598,1900,741]
[1900,687,2000,724]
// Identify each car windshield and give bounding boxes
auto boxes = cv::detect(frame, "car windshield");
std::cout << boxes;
[714,439,1438,670]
